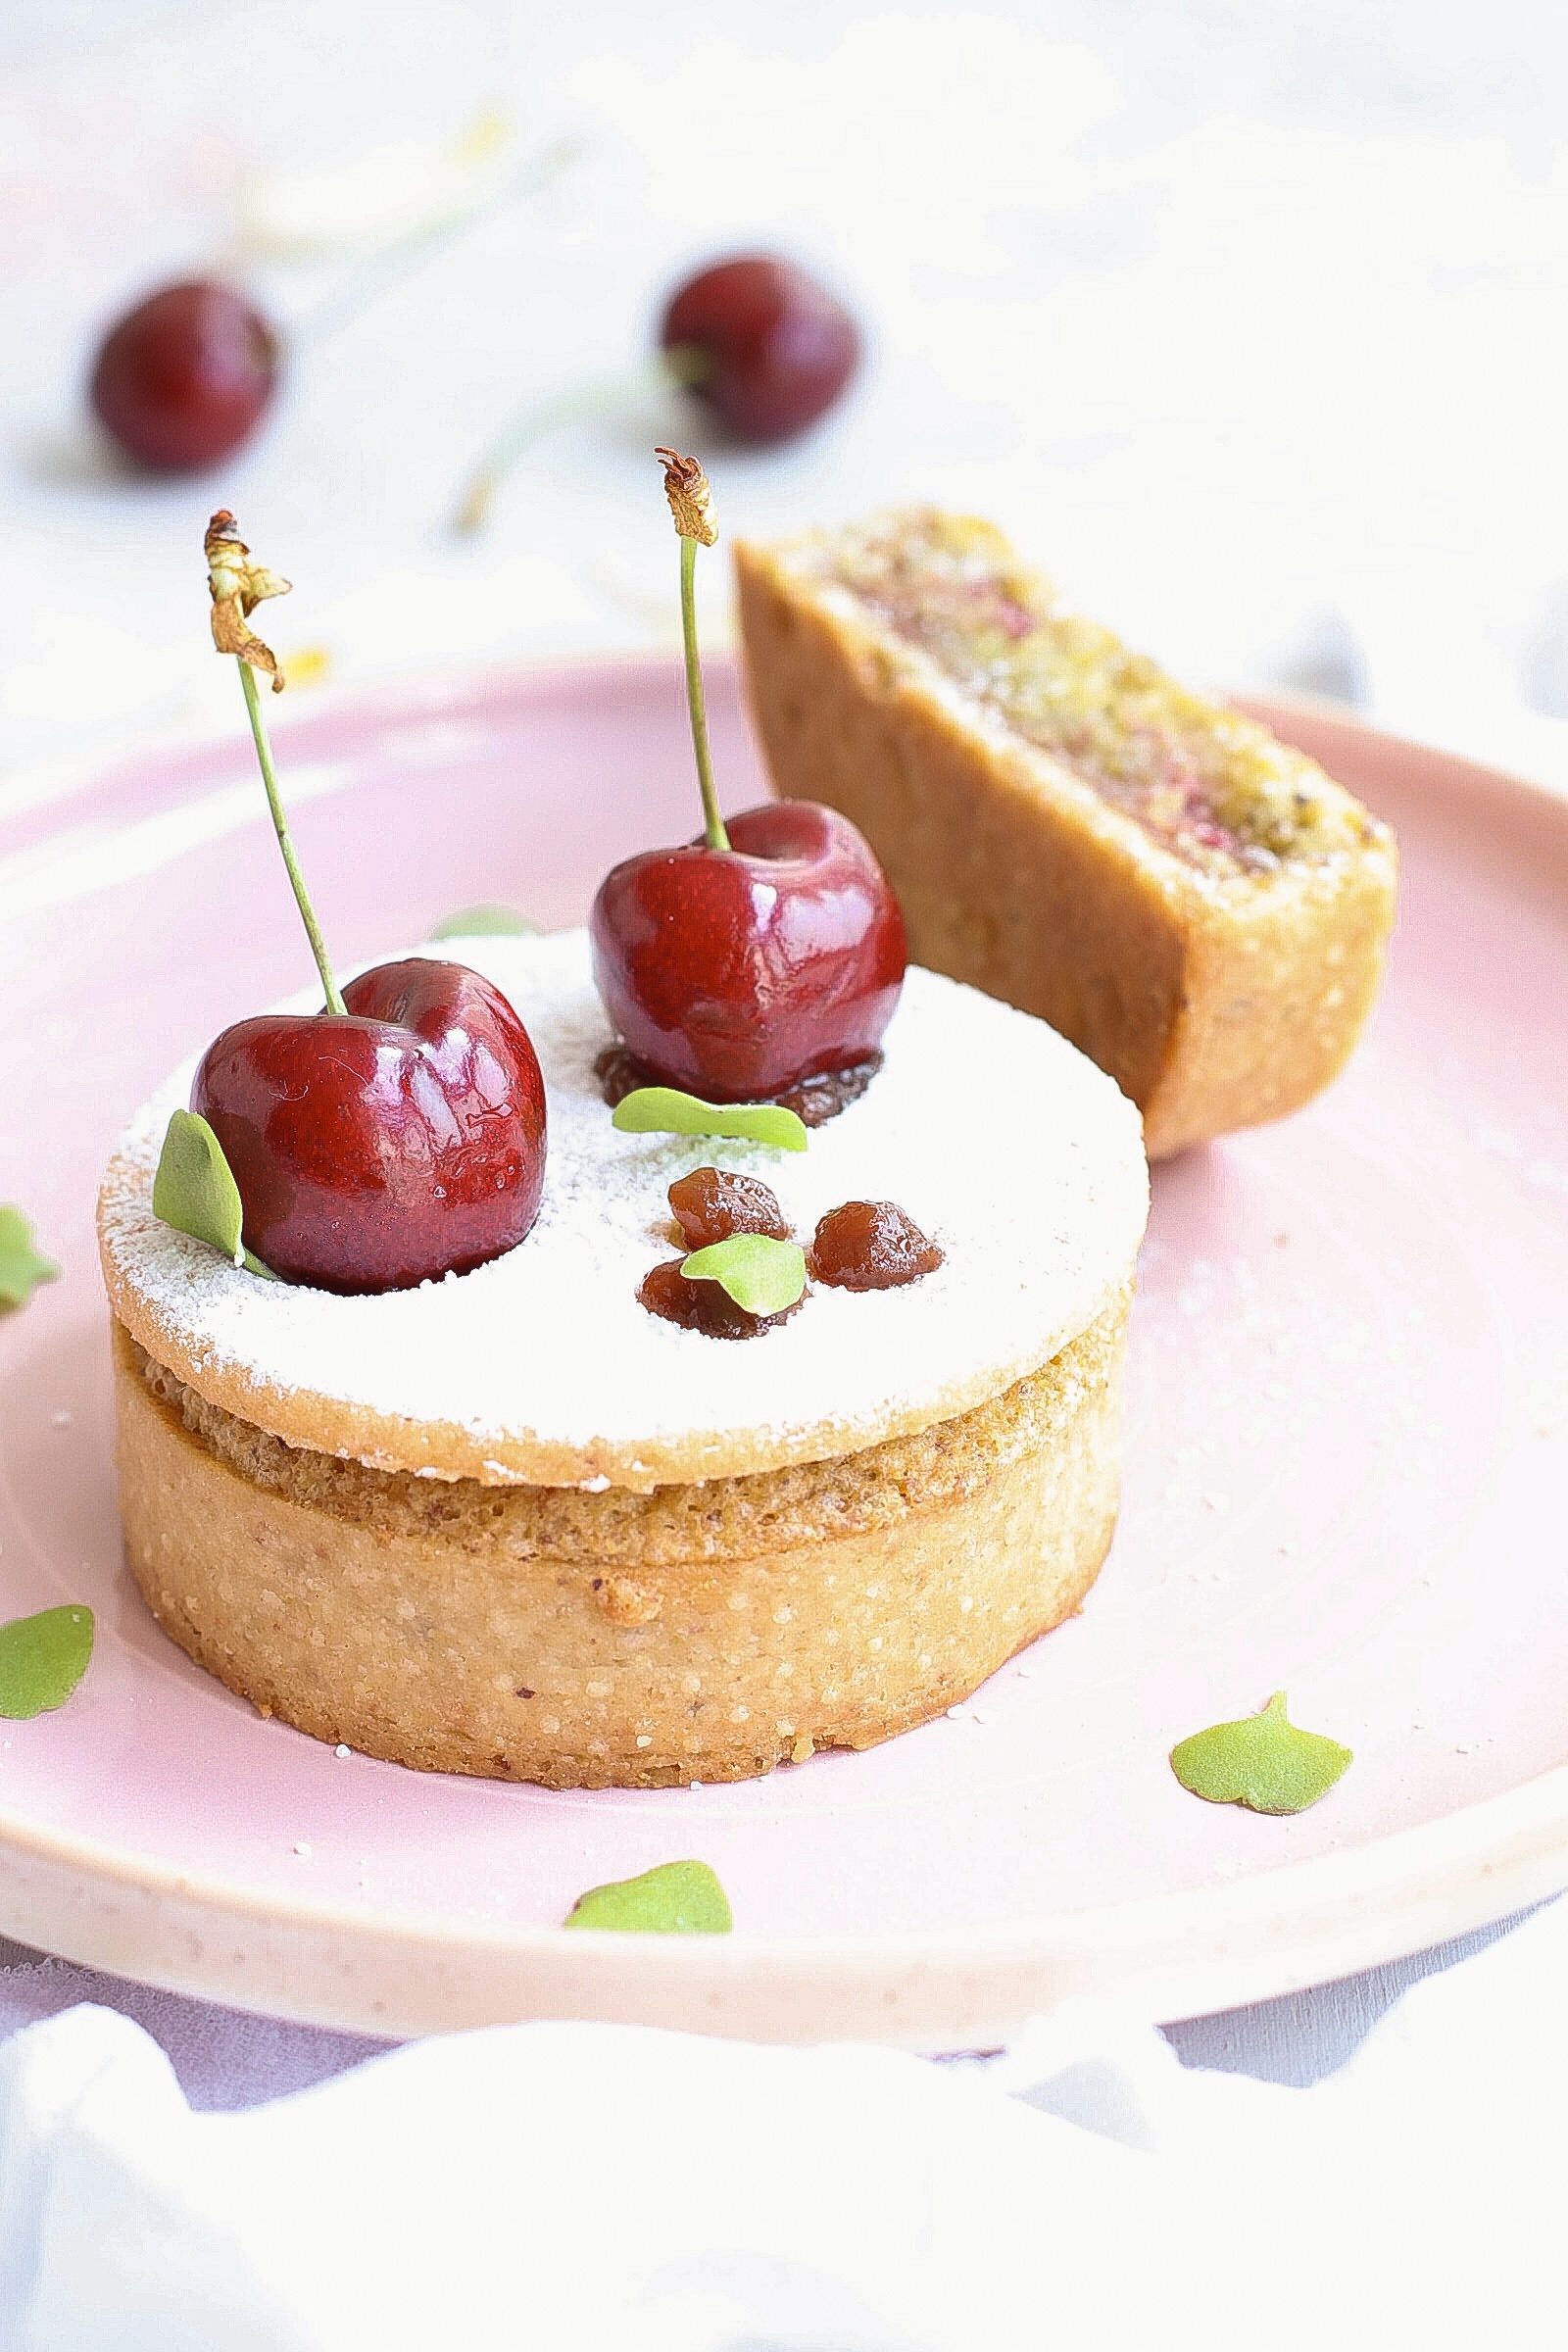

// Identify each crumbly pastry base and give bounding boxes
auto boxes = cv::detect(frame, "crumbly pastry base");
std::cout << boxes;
[113,1292,1130,1788]
[734,527,1398,1158]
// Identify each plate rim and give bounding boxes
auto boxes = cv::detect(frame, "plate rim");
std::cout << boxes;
[2,664,1565,2044]
[1,1759,1564,2046]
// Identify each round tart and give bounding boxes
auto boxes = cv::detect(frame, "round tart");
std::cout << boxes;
[99,928,1149,1788]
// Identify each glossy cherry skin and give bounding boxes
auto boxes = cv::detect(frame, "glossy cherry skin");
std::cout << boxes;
[660,255,859,443]
[191,960,547,1295]
[590,803,906,1102]
[90,279,279,471]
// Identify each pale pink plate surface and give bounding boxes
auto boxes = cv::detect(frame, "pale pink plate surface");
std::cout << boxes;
[0,659,1564,2045]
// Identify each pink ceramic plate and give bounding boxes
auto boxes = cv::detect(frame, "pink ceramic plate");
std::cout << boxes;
[0,657,1564,2047]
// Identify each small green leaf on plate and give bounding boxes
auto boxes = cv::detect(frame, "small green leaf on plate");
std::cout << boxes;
[0,1605,94,1719]
[430,904,543,940]
[612,1086,808,1152]
[563,1859,733,1935]
[0,1207,59,1311]
[1169,1690,1352,1816]
[152,1110,279,1280]
[681,1234,807,1317]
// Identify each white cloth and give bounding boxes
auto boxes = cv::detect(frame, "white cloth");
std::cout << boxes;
[0,1897,1561,2348]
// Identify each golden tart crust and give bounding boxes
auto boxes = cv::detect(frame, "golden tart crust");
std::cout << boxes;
[735,510,1398,1158]
[115,1296,1129,1787]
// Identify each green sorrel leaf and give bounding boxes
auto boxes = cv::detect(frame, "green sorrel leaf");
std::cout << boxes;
[430,904,542,940]
[564,1859,733,1935]
[1169,1690,1352,1815]
[0,1605,94,1719]
[0,1207,59,1311]
[612,1087,808,1153]
[680,1234,807,1317]
[152,1110,278,1280]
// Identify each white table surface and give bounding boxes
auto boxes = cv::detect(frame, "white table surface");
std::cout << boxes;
[2,0,1565,2094]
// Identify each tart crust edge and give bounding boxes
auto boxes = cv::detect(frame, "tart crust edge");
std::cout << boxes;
[734,529,1398,1157]
[112,1287,1131,1788]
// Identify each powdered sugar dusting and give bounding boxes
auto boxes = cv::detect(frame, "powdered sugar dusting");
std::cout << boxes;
[99,929,1148,1487]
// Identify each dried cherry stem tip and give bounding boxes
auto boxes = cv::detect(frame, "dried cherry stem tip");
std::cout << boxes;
[657,448,727,854]
[205,509,290,688]
[206,512,346,1016]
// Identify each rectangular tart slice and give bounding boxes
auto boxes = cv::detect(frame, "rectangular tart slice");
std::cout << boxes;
[735,510,1397,1157]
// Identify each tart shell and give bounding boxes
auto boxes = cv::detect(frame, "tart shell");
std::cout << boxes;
[735,529,1398,1158]
[113,1290,1130,1788]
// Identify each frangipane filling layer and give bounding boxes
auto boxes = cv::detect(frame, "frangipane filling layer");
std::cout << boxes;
[815,512,1374,877]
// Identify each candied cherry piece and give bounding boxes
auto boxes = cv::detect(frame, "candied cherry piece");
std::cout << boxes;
[660,254,860,444]
[91,280,279,471]
[668,1166,790,1250]
[638,1256,800,1340]
[809,1200,944,1292]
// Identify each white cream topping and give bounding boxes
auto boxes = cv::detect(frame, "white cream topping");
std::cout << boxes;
[99,929,1149,1484]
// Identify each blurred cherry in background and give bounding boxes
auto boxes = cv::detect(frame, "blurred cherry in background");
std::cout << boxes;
[660,253,860,444]
[90,280,280,472]
[457,249,862,531]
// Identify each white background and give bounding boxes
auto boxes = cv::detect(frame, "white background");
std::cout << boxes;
[4,0,1568,782]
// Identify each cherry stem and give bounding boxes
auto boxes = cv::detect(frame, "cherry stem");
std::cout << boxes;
[678,534,728,853]
[237,659,348,1016]
[455,344,709,534]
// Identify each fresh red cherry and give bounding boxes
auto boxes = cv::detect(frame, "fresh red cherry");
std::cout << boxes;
[660,255,860,443]
[192,959,547,1296]
[91,280,279,471]
[591,801,906,1102]
[591,453,905,1102]
[179,514,548,1296]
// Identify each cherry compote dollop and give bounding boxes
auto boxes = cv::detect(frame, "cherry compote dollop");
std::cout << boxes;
[809,1201,944,1291]
[668,1166,789,1249]
[597,1045,882,1129]
[638,1258,803,1340]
